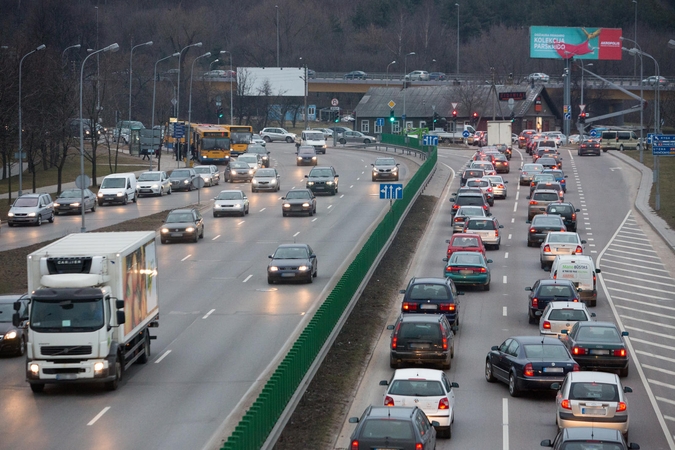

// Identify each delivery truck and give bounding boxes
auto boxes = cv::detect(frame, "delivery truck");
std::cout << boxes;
[14,231,159,392]
[487,120,513,148]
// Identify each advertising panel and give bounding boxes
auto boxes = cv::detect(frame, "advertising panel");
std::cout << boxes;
[530,26,623,60]
[239,67,305,97]
[123,240,158,336]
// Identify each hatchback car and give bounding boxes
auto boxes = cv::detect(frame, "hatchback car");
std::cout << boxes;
[460,168,485,186]
[538,156,562,170]
[526,279,581,324]
[213,190,249,217]
[492,153,510,173]
[380,369,459,438]
[160,208,204,243]
[0,294,29,356]
[541,427,640,450]
[305,166,339,195]
[281,189,317,216]
[405,70,430,81]
[348,406,437,450]
[7,193,54,226]
[429,72,447,81]
[484,175,508,199]
[462,216,503,249]
[542,169,567,192]
[552,371,632,438]
[399,277,463,328]
[193,165,220,187]
[452,206,488,233]
[388,314,455,370]
[560,322,630,377]
[539,301,595,337]
[446,233,486,258]
[136,170,172,196]
[528,190,562,221]
[578,139,602,156]
[532,181,565,202]
[371,157,400,181]
[465,178,494,206]
[237,154,261,171]
[259,127,296,143]
[540,232,586,270]
[443,251,492,290]
[54,188,97,215]
[224,161,254,183]
[528,72,550,82]
[169,168,198,192]
[547,202,580,232]
[251,168,281,192]
[296,145,318,166]
[469,160,496,175]
[267,243,317,284]
[245,145,270,167]
[338,130,377,144]
[528,214,567,247]
[485,336,579,397]
[520,163,545,185]
[450,192,490,215]
[529,173,557,197]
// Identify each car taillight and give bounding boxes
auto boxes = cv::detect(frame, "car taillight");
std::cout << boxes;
[543,321,551,329]
[384,395,395,406]
[442,336,448,350]
[452,204,459,210]
[440,303,456,312]
[530,200,538,205]
[487,187,493,192]
[572,213,576,220]
[454,217,462,222]
[572,346,587,355]
[532,298,538,308]
[438,397,450,410]
[391,335,397,349]
[575,245,583,254]
[543,244,551,252]
[416,444,423,450]
[495,229,499,237]
[351,440,359,450]
[561,399,571,410]
[617,401,627,412]
[524,363,534,377]
[483,204,489,210]
[613,348,627,357]
[498,184,504,188]
[402,302,418,312]
[479,267,487,273]
[530,228,536,233]
[561,228,566,232]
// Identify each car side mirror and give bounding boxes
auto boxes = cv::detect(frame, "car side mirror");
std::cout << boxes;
[371,163,374,167]
[431,421,440,427]
[504,180,508,183]
[268,255,273,259]
[386,324,394,330]
[379,380,389,386]
[335,174,339,177]
[627,444,640,450]
[595,268,601,274]
[581,240,587,244]
[621,331,629,337]
[526,195,530,199]
[564,175,568,178]
[348,417,359,424]
[399,289,406,294]
[560,329,568,335]
[451,382,459,388]
[623,386,633,393]
[525,287,532,291]
[486,259,493,264]
[450,198,456,203]
[491,345,499,351]
[456,291,464,296]
[499,225,504,228]
[590,313,596,318]
[443,258,448,262]
[452,325,459,332]
[281,197,286,200]
[526,220,531,224]
[540,439,553,447]
[304,175,308,178]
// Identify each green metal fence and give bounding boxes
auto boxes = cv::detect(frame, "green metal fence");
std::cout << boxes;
[222,148,438,450]
[379,133,429,152]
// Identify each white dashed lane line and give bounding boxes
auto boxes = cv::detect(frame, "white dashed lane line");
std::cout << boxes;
[181,254,191,262]
[243,275,252,283]
[87,407,111,426]
[202,309,215,319]
[154,350,172,364]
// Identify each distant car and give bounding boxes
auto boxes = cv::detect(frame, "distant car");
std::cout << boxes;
[213,190,249,217]
[529,173,557,197]
[537,156,562,170]
[160,207,204,243]
[311,127,333,139]
[540,232,586,270]
[462,216,504,249]
[539,301,595,337]
[387,314,455,370]
[267,243,317,284]
[380,368,459,439]
[237,153,261,171]
[452,206,489,233]
[343,70,367,80]
[460,168,486,186]
[296,145,318,166]
[541,427,640,450]
[492,153,510,173]
[528,72,550,82]
[446,233,487,258]
[542,168,567,192]
[348,406,438,450]
[469,160,496,176]
[429,72,447,81]
[169,168,198,192]
[578,139,601,156]
[7,193,54,226]
[203,69,227,78]
[484,175,508,199]
[546,202,580,232]
[0,294,29,356]
[251,168,281,192]
[527,214,567,247]
[224,161,254,183]
[338,130,377,144]
[528,189,563,221]
[259,127,296,143]
[405,70,430,81]
[465,178,495,206]
[250,134,266,146]
[371,157,400,181]
[137,170,172,197]
[531,181,564,202]
[281,189,317,216]
[526,278,581,324]
[450,192,490,215]
[399,277,463,328]
[305,166,339,195]
[443,251,492,291]
[559,321,630,376]
[54,188,97,215]
[246,144,270,167]
[642,75,668,86]
[193,165,220,187]
[306,68,316,79]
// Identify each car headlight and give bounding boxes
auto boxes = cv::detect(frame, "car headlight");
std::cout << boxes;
[302,202,310,207]
[183,179,189,184]
[160,228,169,234]
[70,202,80,207]
[4,330,17,340]
[311,157,316,160]
[269,266,279,272]
[28,212,36,217]
[7,212,14,217]
[392,167,398,172]
[249,170,254,175]
[231,170,236,175]
[283,203,291,208]
[297,157,302,161]
[204,177,211,182]
[270,179,277,184]
[116,192,124,197]
[233,204,242,209]
[321,145,326,149]
[151,184,159,189]
[252,179,259,184]
[54,202,61,207]
[298,265,309,271]
[98,192,104,197]
[326,181,334,185]
[185,227,195,233]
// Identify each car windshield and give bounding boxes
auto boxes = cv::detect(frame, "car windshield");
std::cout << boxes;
[0,303,14,322]
[238,156,257,163]
[464,170,484,178]
[457,196,484,206]
[216,191,242,200]
[409,284,449,300]
[559,441,624,450]
[451,253,484,265]
[399,322,442,340]
[201,137,230,149]
[549,309,588,321]
[549,206,572,214]
[539,285,574,297]
[255,169,275,177]
[523,164,544,172]
[194,167,212,174]
[534,193,560,201]
[30,299,104,332]
[549,234,578,244]
[230,162,249,169]
[59,190,84,198]
[298,148,315,155]
[388,379,444,397]
[375,158,396,166]
[569,382,619,402]
[172,170,192,178]
[539,158,557,165]
[166,212,194,223]
[533,217,563,226]
[230,132,252,144]
[458,207,484,216]
[534,175,556,183]
[576,326,622,343]
[485,177,503,184]
[467,180,489,188]
[286,191,311,200]
[14,197,40,207]
[100,177,126,188]
[304,133,324,140]
[274,247,309,259]
[452,237,479,247]
[252,134,263,140]
[248,147,266,154]
[523,344,570,360]
[138,173,161,181]
[309,169,334,177]
[361,419,414,440]
[468,219,495,230]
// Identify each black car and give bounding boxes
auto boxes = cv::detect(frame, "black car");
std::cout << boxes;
[169,168,198,191]
[296,145,317,166]
[281,189,317,216]
[245,145,271,167]
[460,168,485,186]
[485,336,579,397]
[305,166,339,195]
[559,321,630,377]
[493,154,510,173]
[349,406,437,450]
[541,427,640,450]
[526,279,581,324]
[224,161,254,183]
[451,192,490,216]
[160,208,205,243]
[537,156,561,170]
[527,214,566,247]
[399,277,462,328]
[0,295,28,356]
[578,139,602,156]
[388,314,455,370]
[371,157,400,181]
[546,202,580,232]
[267,243,317,284]
[54,188,97,215]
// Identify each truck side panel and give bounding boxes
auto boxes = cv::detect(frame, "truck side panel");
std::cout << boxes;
[121,239,159,343]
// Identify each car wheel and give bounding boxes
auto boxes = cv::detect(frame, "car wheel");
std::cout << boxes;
[590,299,597,307]
[282,212,288,217]
[36,215,42,226]
[528,312,537,324]
[123,194,128,205]
[91,202,97,212]
[364,139,371,144]
[485,359,496,382]
[132,194,136,203]
[540,260,546,270]
[200,227,204,239]
[494,243,500,250]
[168,187,172,195]
[193,232,199,243]
[54,211,60,216]
[240,209,245,217]
[619,144,624,151]
[105,356,123,391]
[308,208,313,217]
[137,333,151,364]
[372,177,377,182]
[246,206,249,215]
[285,136,294,143]
[508,372,521,397]
[263,136,271,143]
[484,282,490,291]
[339,138,346,144]
[16,336,26,356]
[268,277,274,285]
[30,383,45,393]
[439,425,451,439]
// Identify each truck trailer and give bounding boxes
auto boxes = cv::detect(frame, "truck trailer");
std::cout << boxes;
[14,231,159,392]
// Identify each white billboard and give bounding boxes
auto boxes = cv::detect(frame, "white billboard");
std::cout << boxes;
[238,67,305,97]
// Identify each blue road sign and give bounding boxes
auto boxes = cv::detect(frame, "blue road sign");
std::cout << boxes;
[422,135,439,146]
[401,114,406,121]
[589,129,598,137]
[653,147,675,156]
[462,130,470,138]
[653,135,675,156]
[173,124,185,138]
[379,183,403,200]
[564,112,571,120]
[376,118,384,127]
[647,133,654,145]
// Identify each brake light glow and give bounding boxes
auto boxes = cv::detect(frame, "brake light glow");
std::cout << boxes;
[487,187,493,192]
[530,200,538,205]
[442,336,448,350]
[617,401,627,412]
[402,302,418,312]
[523,363,534,377]
[440,303,456,312]
[613,348,627,357]
[454,217,462,222]
[452,204,459,210]
[542,321,551,329]
[561,228,566,232]
[561,399,571,410]
[572,346,587,355]
[532,297,538,308]
[575,245,583,254]
[483,204,489,210]
[572,213,576,220]
[573,363,580,371]
[384,395,395,406]
[530,228,536,233]
[438,397,450,410]
[351,440,359,450]
[495,229,499,238]
[543,244,551,252]
[479,267,487,273]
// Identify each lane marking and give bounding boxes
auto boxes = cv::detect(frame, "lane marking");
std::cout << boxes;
[608,275,675,288]
[511,218,514,223]
[609,243,658,253]
[155,350,172,364]
[87,407,111,426]
[293,232,300,237]
[503,275,507,284]
[349,185,354,189]
[181,255,191,262]
[312,218,318,222]
[513,202,517,212]
[643,364,675,376]
[632,338,675,351]
[212,235,221,241]
[508,234,512,240]
[340,194,345,198]
[202,309,215,319]
[625,326,675,340]
[503,306,507,316]
[260,208,266,212]
[243,275,252,283]
[327,205,333,209]
[503,398,509,450]
[238,220,245,225]
[600,264,672,278]
[616,305,675,319]
[515,191,519,201]
[603,248,661,260]
[504,252,509,259]
[634,350,675,364]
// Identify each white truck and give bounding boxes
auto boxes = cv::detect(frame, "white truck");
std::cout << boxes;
[487,120,513,148]
[14,231,159,393]
[429,124,476,144]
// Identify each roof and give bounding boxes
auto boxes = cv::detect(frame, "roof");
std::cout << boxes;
[547,301,588,310]
[277,243,310,248]
[29,231,156,257]
[399,313,445,323]
[365,405,416,419]
[170,208,197,213]
[576,321,617,328]
[560,427,624,441]
[566,371,619,383]
[536,278,576,286]
[511,336,564,345]
[392,368,444,381]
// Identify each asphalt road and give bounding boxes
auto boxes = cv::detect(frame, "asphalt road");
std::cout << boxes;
[0,142,420,450]
[334,146,675,450]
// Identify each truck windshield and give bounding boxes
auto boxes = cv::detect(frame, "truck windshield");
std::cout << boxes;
[30,299,105,332]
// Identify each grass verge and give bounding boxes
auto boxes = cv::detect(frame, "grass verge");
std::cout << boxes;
[623,150,675,230]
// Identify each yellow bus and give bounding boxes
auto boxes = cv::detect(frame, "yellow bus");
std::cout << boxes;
[223,125,253,156]
[192,124,231,165]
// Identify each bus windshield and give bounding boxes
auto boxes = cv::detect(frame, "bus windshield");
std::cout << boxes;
[230,132,252,144]
[202,137,231,149]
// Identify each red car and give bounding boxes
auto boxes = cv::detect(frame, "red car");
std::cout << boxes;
[445,233,487,258]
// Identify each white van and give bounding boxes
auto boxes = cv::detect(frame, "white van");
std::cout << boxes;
[550,255,601,307]
[295,130,327,154]
[97,173,138,206]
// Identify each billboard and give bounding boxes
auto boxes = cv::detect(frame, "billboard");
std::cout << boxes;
[238,67,305,97]
[530,26,623,60]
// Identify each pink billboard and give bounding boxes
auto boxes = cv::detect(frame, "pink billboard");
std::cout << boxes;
[530,27,623,60]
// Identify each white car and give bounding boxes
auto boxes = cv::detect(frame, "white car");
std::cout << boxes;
[193,165,221,187]
[540,232,586,270]
[469,160,497,176]
[136,170,172,197]
[259,127,296,143]
[405,70,430,81]
[380,368,459,439]
[237,154,261,171]
[545,132,568,146]
[528,72,550,82]
[539,301,595,337]
[213,190,249,217]
[484,175,508,199]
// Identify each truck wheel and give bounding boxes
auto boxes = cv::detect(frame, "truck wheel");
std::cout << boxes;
[30,383,45,393]
[105,357,122,391]
[137,334,151,364]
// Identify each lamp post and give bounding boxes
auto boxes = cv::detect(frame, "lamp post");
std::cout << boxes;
[128,40,153,125]
[152,52,180,170]
[176,42,202,121]
[386,60,396,87]
[220,50,233,124]
[668,39,675,49]
[209,59,220,71]
[579,61,592,105]
[187,52,212,164]
[18,43,46,198]
[61,43,81,67]
[299,57,308,130]
[621,37,644,164]
[276,5,280,66]
[403,51,415,130]
[80,43,119,233]
[633,0,638,78]
[455,3,460,75]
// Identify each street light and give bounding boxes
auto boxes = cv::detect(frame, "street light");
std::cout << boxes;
[80,43,119,233]
[176,42,203,121]
[187,52,212,164]
[61,44,81,63]
[18,43,46,198]
[456,3,460,75]
[403,51,415,130]
[621,36,644,164]
[276,5,280,66]
[633,0,638,77]
[299,57,308,130]
[151,52,180,170]
[220,50,233,124]
[129,40,153,127]
[386,60,396,87]
[209,59,220,71]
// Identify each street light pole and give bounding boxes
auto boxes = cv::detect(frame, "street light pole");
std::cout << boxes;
[129,40,153,125]
[80,43,119,233]
[61,43,81,68]
[188,52,212,164]
[152,52,180,170]
[220,50,233,124]
[386,60,396,87]
[18,43,46,198]
[403,51,415,130]
[176,42,203,121]
[300,58,308,130]
[579,61,592,106]
[209,59,220,71]
[276,5,280,66]
[633,0,638,78]
[455,3,460,76]
[621,37,644,163]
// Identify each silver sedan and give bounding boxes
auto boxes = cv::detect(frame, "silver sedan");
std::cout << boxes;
[338,131,377,144]
[540,232,586,270]
[485,175,508,199]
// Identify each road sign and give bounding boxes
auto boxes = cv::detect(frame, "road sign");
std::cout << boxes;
[75,174,91,189]
[379,183,403,200]
[330,106,340,111]
[564,112,571,120]
[462,130,470,138]
[451,102,458,110]
[563,105,570,113]
[376,118,384,127]
[647,133,654,144]
[331,98,339,106]
[402,114,406,121]
[173,124,185,138]
[652,134,675,156]
[422,135,439,146]
[388,100,396,109]
[507,98,515,111]
[579,104,586,112]
[589,129,599,137]
[13,152,25,160]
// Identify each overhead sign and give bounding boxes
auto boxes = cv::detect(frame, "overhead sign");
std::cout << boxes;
[380,183,403,200]
[173,124,185,138]
[530,26,623,60]
[652,134,675,156]
[499,92,527,101]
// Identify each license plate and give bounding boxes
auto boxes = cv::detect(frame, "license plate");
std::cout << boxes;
[590,349,609,355]
[420,304,437,310]
[56,373,77,380]
[171,233,183,237]
[410,343,430,349]
[281,273,295,277]
[459,270,473,275]
[581,407,607,415]
[543,367,564,373]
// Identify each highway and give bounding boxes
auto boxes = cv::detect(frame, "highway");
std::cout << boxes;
[0,142,420,450]
[334,146,675,449]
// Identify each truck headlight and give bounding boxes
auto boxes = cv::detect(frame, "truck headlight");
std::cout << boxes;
[4,330,17,340]
[98,192,104,197]
[94,362,104,373]
[30,364,39,375]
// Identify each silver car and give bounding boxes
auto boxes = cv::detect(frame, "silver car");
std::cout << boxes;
[237,154,261,171]
[453,206,488,233]
[252,168,281,192]
[259,127,296,143]
[251,134,266,146]
[338,130,377,144]
[194,165,221,187]
[7,193,54,226]
[137,170,171,196]
[540,232,586,270]
[519,163,545,185]
[371,157,400,181]
[213,190,249,217]
[485,175,508,199]
[539,301,594,337]
[54,188,97,215]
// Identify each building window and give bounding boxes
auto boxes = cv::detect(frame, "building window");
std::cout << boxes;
[392,121,401,133]
[405,121,413,130]
[361,120,369,133]
[419,121,426,128]
[375,123,383,134]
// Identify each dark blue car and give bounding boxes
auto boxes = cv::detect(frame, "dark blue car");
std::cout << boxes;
[399,277,463,328]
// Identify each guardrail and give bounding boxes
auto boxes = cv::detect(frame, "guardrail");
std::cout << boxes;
[220,146,437,450]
